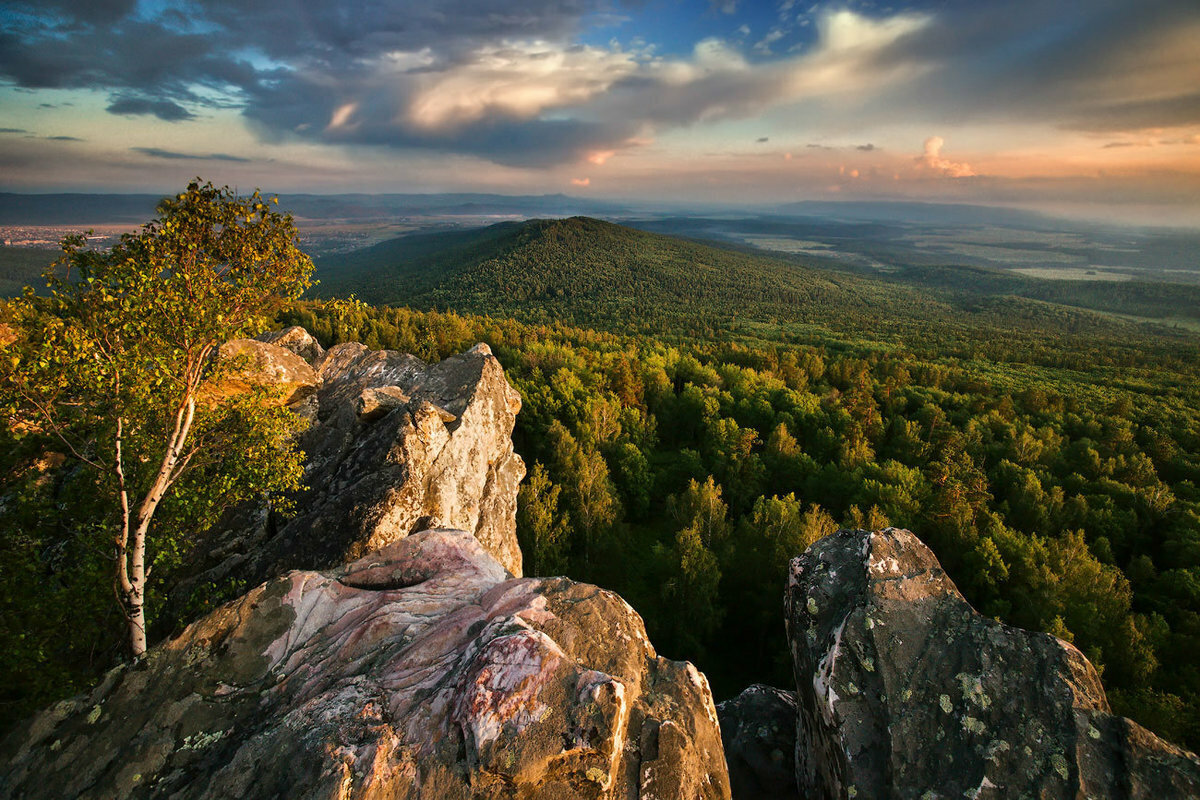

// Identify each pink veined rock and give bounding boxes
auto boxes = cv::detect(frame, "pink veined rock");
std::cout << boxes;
[0,530,731,800]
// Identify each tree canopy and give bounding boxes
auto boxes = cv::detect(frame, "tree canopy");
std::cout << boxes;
[0,180,314,656]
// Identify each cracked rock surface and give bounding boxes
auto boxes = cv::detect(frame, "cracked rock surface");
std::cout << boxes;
[785,527,1200,800]
[171,335,526,618]
[1,530,729,800]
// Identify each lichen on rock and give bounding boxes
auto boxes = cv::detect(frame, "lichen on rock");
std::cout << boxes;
[0,530,730,800]
[783,527,1200,799]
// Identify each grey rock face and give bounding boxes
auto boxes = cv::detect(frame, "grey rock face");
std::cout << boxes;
[785,527,1200,799]
[173,338,525,612]
[717,684,801,800]
[1,530,731,800]
[256,325,325,364]
[212,338,319,407]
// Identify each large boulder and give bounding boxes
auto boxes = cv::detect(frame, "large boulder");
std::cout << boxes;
[785,527,1200,799]
[205,338,320,407]
[257,325,325,364]
[1,529,730,800]
[195,338,319,412]
[717,684,801,800]
[171,338,525,616]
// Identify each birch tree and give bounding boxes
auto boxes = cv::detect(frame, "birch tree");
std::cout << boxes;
[0,180,313,656]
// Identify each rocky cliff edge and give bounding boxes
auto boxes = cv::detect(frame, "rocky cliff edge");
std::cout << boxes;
[172,328,526,617]
[1,529,730,799]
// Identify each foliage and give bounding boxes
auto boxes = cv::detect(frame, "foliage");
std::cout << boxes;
[280,294,1200,750]
[0,180,313,666]
[314,216,1200,369]
[7,208,1200,753]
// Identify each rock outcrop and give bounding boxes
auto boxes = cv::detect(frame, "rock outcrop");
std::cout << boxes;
[785,527,1200,799]
[173,334,526,614]
[1,529,730,800]
[716,684,801,800]
[257,325,325,364]
[207,337,320,409]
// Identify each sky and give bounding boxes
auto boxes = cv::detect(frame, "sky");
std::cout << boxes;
[1,0,1198,224]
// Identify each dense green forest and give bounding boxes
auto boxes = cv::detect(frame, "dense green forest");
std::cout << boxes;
[273,293,1200,750]
[308,219,1200,748]
[4,217,1200,755]
[888,263,1200,325]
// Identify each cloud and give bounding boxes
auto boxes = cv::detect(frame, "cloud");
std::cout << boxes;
[753,27,786,54]
[8,0,136,25]
[405,42,639,130]
[0,0,613,134]
[757,136,769,143]
[856,143,876,151]
[570,177,590,186]
[583,11,931,131]
[131,147,251,162]
[0,128,29,134]
[865,0,1200,133]
[46,135,83,141]
[1101,132,1200,148]
[106,95,196,122]
[916,136,975,178]
[233,7,934,166]
[5,0,1196,173]
[0,1,937,167]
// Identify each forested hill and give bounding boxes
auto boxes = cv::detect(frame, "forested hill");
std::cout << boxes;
[316,215,889,334]
[315,216,1198,365]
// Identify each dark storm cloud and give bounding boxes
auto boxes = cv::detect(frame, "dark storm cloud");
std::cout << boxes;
[131,147,251,162]
[0,16,260,125]
[0,0,627,161]
[1,0,617,76]
[15,0,137,24]
[107,96,196,122]
[194,0,618,61]
[241,77,641,168]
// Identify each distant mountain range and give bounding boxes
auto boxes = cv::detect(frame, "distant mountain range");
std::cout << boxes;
[0,191,1140,230]
[0,192,632,225]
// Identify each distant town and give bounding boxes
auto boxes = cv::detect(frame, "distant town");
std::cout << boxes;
[0,226,135,249]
